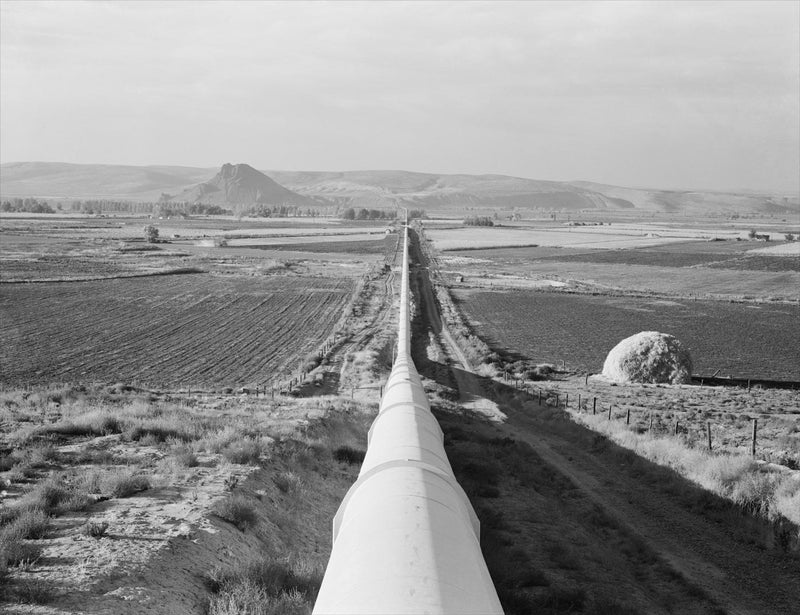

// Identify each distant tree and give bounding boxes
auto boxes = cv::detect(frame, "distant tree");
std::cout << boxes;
[144,225,159,243]
[786,233,796,241]
[341,208,356,220]
[463,216,494,227]
[748,229,757,239]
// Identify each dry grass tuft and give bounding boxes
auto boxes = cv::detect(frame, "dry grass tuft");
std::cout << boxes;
[103,470,150,498]
[222,439,264,465]
[213,494,258,531]
[273,471,302,494]
[81,520,109,538]
[575,413,800,524]
[206,557,322,615]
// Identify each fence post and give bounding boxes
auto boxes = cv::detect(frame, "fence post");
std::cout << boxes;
[706,421,712,451]
[593,398,597,415]
[565,393,569,408]
[649,413,654,434]
[607,404,612,420]
[626,407,630,425]
[585,373,589,386]
[538,389,542,405]
[674,419,679,436]
[578,394,581,412]
[555,393,559,407]
[752,418,757,456]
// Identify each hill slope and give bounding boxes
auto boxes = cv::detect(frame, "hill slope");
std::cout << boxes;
[268,170,633,211]
[0,162,214,201]
[173,163,316,207]
[1,162,796,215]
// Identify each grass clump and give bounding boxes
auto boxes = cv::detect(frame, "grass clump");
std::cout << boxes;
[0,530,42,568]
[81,520,109,538]
[213,494,258,531]
[103,470,150,498]
[14,474,91,516]
[206,557,322,615]
[332,445,365,465]
[273,471,302,494]
[221,439,263,465]
[11,579,55,604]
[3,508,50,539]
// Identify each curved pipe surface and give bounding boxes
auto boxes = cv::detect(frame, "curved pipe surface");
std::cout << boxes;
[313,226,503,615]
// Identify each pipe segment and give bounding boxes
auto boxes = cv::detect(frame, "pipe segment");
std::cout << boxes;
[313,226,503,615]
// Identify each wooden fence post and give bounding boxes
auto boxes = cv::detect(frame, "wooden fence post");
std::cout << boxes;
[706,421,712,451]
[607,404,612,420]
[538,389,542,405]
[578,394,582,412]
[626,407,631,425]
[648,413,654,434]
[585,373,589,386]
[752,418,757,456]
[593,398,597,415]
[565,393,569,408]
[674,419,679,436]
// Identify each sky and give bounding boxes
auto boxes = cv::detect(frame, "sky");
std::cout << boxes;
[1,0,798,193]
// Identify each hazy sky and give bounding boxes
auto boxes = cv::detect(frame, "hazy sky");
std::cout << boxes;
[1,0,798,192]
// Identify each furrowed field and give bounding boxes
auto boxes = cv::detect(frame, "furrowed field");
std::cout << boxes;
[0,274,353,388]
[453,289,800,381]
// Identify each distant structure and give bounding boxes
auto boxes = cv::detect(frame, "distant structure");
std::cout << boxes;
[312,226,503,614]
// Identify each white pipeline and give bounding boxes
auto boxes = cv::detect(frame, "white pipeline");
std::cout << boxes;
[313,226,503,615]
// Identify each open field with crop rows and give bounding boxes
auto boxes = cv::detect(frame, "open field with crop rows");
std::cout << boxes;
[453,289,800,381]
[0,274,353,388]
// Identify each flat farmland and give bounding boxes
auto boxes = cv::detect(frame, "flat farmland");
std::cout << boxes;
[229,233,397,254]
[441,243,800,301]
[0,274,353,388]
[453,289,800,381]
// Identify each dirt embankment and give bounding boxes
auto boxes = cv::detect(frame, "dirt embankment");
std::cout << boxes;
[406,226,800,615]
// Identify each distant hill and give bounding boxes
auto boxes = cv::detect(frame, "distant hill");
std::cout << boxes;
[268,170,798,215]
[0,162,214,201]
[568,181,799,215]
[171,163,316,208]
[268,169,631,211]
[1,161,797,215]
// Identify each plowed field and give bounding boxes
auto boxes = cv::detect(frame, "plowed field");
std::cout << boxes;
[0,274,353,388]
[453,290,800,380]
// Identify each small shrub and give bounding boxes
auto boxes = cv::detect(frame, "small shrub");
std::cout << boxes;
[273,471,302,494]
[213,494,258,531]
[0,531,42,567]
[174,447,199,468]
[8,508,50,539]
[81,521,109,538]
[104,470,150,498]
[20,476,89,515]
[26,444,58,468]
[333,446,365,465]
[222,439,262,465]
[206,557,322,615]
[13,579,54,604]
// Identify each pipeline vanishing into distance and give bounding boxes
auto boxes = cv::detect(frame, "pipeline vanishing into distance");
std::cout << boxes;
[313,225,503,614]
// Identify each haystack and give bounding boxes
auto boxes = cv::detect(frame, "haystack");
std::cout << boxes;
[602,331,692,384]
